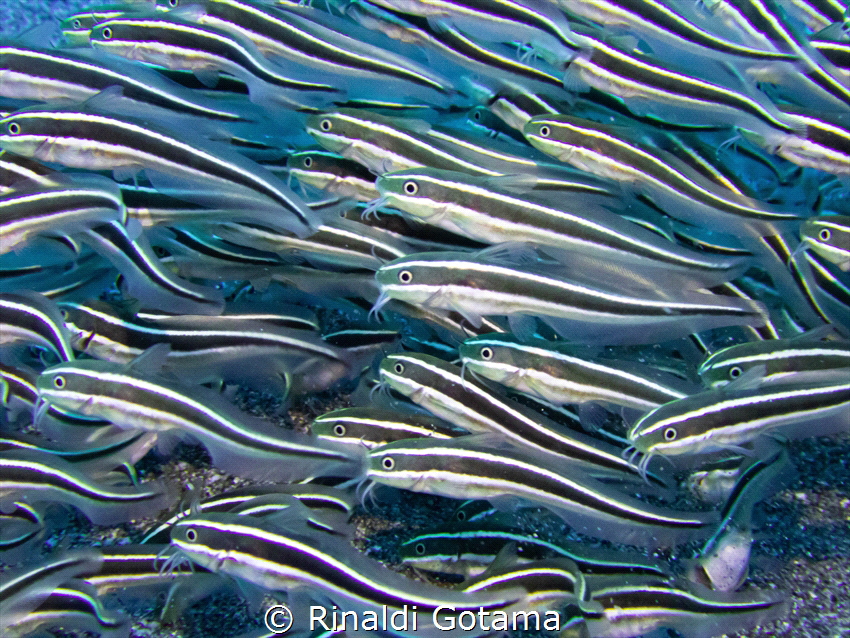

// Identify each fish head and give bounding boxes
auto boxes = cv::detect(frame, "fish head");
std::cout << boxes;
[304,111,356,153]
[35,358,121,415]
[375,167,448,221]
[627,408,699,458]
[375,252,462,306]
[377,352,416,395]
[0,112,50,158]
[459,334,524,383]
[523,115,587,162]
[801,216,850,270]
[366,439,422,489]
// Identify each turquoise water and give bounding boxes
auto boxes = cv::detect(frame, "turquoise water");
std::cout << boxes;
[1,1,849,636]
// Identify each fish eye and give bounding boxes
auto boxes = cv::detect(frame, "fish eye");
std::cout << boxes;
[185,528,197,542]
[664,427,677,441]
[403,180,418,195]
[169,0,179,6]
[393,362,405,374]
[382,456,395,470]
[398,270,413,283]
[72,19,82,28]
[539,125,550,137]
[415,542,426,555]
[7,122,20,135]
[729,366,742,379]
[480,346,493,360]
[101,27,113,39]
[819,228,831,242]
[303,156,313,168]
[472,111,481,120]
[455,510,467,521]
[333,424,346,436]
[320,119,332,131]
[53,375,66,389]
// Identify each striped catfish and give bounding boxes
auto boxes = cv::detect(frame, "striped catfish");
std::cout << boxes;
[213,215,413,271]
[377,352,660,483]
[81,220,226,316]
[305,108,562,178]
[157,0,454,97]
[306,108,486,174]
[80,544,209,595]
[523,115,802,234]
[1,429,155,477]
[0,42,248,121]
[366,0,581,56]
[746,109,850,177]
[0,151,56,192]
[286,149,379,201]
[582,574,787,638]
[801,214,850,270]
[169,512,531,636]
[553,0,796,60]
[1,551,104,631]
[3,581,127,638]
[60,300,356,394]
[345,1,568,94]
[698,332,850,387]
[0,448,174,525]
[374,251,767,344]
[0,291,75,361]
[0,176,126,255]
[142,483,354,544]
[459,334,694,412]
[1,363,110,433]
[0,108,318,236]
[375,166,747,282]
[704,0,850,108]
[311,407,460,449]
[401,523,669,578]
[420,127,590,186]
[367,436,717,547]
[627,378,850,464]
[60,6,138,46]
[35,358,362,481]
[86,15,341,104]
[561,32,796,135]
[118,183,294,230]
[790,247,850,334]
[459,556,593,620]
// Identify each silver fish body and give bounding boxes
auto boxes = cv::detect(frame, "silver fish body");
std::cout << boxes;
[375,251,767,344]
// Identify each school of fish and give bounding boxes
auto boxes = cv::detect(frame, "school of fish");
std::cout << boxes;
[1,0,849,636]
